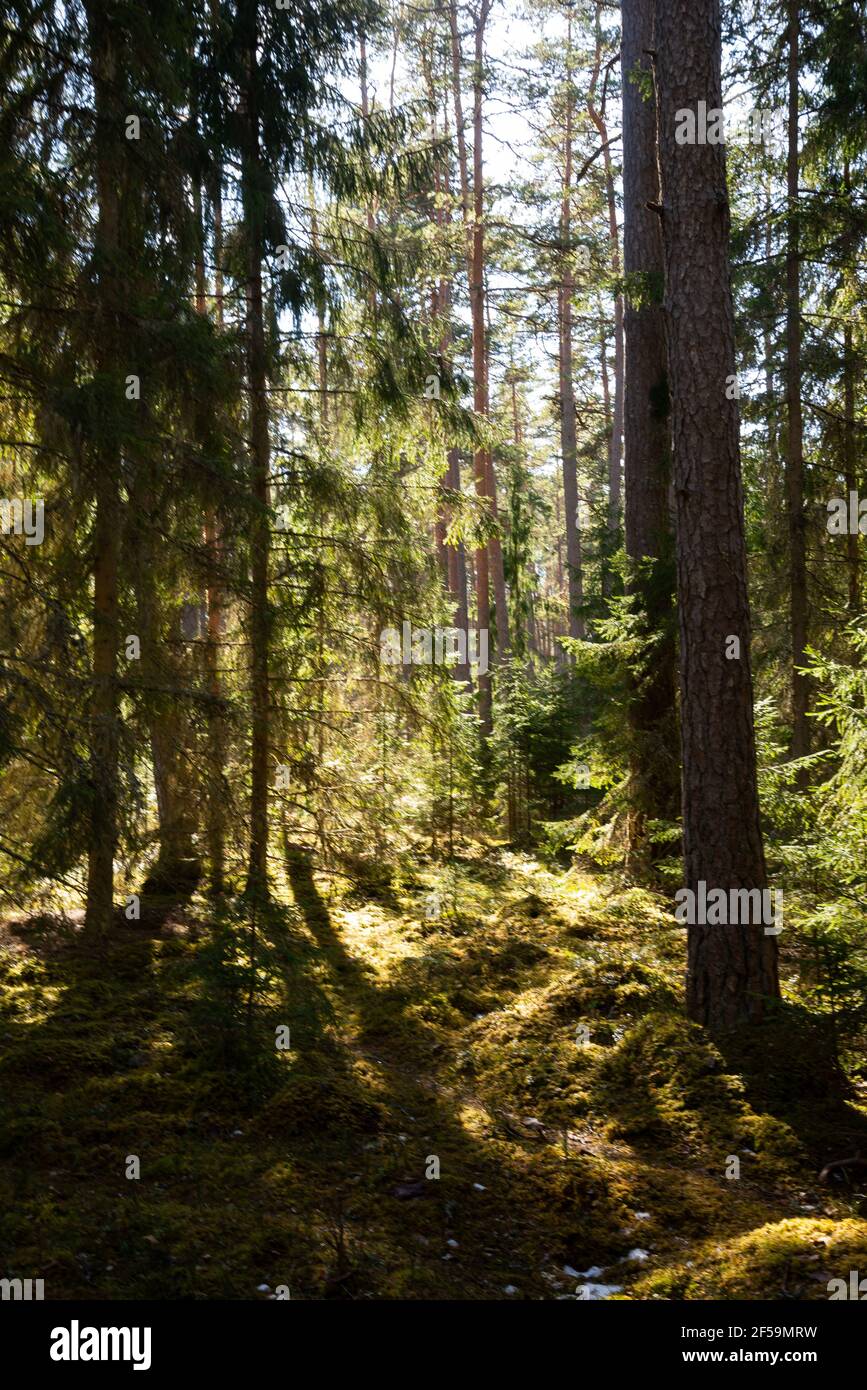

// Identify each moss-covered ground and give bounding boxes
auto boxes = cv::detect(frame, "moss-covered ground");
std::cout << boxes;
[2,848,866,1299]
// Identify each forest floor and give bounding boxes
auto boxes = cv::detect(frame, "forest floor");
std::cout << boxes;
[2,847,867,1300]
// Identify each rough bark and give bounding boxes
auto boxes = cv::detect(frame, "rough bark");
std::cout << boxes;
[655,0,780,1028]
[445,450,472,686]
[241,10,271,899]
[842,166,860,613]
[784,0,809,760]
[126,451,199,890]
[473,2,509,660]
[449,0,502,731]
[588,4,624,581]
[430,85,471,687]
[621,0,678,867]
[559,10,585,643]
[843,319,860,613]
[83,1,122,937]
[204,0,227,894]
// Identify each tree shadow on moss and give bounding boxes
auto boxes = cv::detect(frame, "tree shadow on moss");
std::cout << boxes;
[280,841,595,1296]
[714,1001,867,1169]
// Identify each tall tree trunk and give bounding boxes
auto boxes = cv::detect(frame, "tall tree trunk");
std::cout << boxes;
[449,0,490,729]
[429,76,471,687]
[763,171,780,510]
[559,11,585,643]
[588,4,624,589]
[204,0,227,894]
[446,450,472,678]
[472,2,509,662]
[203,461,227,889]
[784,0,809,761]
[655,0,780,1028]
[83,1,122,937]
[842,166,860,614]
[130,176,206,891]
[843,319,860,613]
[438,79,472,671]
[126,451,199,890]
[449,0,503,732]
[621,0,678,868]
[241,11,271,898]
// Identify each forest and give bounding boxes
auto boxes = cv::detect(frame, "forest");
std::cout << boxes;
[1,0,867,1325]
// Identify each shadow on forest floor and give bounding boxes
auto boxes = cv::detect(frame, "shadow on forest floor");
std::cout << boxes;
[1,851,867,1299]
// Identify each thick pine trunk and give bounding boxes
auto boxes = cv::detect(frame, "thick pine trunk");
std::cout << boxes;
[472,5,509,662]
[655,0,780,1028]
[449,0,503,732]
[784,1,809,761]
[436,91,472,681]
[621,0,678,867]
[127,458,199,888]
[430,122,472,687]
[150,704,198,883]
[559,305,585,644]
[83,2,121,938]
[446,449,472,685]
[840,161,859,615]
[204,12,227,895]
[204,464,227,894]
[843,319,860,612]
[588,8,624,585]
[559,16,585,644]
[242,19,271,899]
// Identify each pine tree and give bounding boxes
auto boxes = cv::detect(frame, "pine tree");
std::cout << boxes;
[620,0,678,867]
[655,0,780,1027]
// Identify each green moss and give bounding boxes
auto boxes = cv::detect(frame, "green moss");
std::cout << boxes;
[253,1064,385,1140]
[1,857,864,1299]
[636,1218,867,1300]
